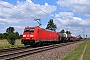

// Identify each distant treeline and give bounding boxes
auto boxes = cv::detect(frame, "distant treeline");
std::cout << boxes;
[0,27,22,40]
[0,33,22,40]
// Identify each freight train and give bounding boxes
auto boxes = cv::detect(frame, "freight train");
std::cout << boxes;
[21,26,79,46]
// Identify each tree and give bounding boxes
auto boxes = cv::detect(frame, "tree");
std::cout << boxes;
[60,29,65,33]
[7,32,16,45]
[3,33,7,39]
[46,19,57,31]
[6,27,16,45]
[6,27,15,33]
[15,32,20,39]
[20,34,22,39]
[0,33,3,39]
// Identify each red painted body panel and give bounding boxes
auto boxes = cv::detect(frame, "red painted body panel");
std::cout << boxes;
[22,26,58,43]
[37,29,58,41]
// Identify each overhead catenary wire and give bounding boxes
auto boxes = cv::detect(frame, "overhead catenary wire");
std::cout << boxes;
[37,0,62,19]
[0,3,35,19]
[0,4,22,14]
[0,1,45,26]
[26,0,54,26]
[10,0,49,19]
[26,0,58,22]
[0,0,62,19]
[0,0,57,25]
[26,0,52,17]
[0,0,53,19]
[37,0,53,16]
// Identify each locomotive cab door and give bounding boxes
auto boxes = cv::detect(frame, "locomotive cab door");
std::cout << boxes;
[37,29,41,41]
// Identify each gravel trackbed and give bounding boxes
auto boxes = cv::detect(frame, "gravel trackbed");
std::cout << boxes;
[18,41,83,60]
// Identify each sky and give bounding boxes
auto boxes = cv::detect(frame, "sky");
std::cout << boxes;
[0,0,90,38]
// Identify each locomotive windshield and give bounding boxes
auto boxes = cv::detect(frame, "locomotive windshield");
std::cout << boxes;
[24,28,34,32]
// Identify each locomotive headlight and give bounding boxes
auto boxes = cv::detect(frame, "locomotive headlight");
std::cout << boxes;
[23,35,26,37]
[30,35,33,37]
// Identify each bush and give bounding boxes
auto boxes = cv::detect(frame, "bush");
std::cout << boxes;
[7,32,16,45]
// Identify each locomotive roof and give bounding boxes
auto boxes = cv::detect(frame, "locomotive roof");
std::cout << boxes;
[25,26,39,28]
[24,26,56,32]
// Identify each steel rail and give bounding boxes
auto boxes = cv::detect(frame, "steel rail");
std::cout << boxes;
[0,41,81,60]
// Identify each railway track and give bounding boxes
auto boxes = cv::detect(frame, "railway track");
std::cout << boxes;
[0,47,28,53]
[0,41,82,60]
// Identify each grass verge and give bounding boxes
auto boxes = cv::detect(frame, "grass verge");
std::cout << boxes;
[83,40,90,60]
[0,39,24,50]
[59,40,89,60]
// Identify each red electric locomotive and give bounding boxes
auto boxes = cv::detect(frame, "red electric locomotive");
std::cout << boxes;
[21,26,80,46]
[21,26,59,46]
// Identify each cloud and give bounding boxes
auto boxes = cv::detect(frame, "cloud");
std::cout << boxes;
[57,0,90,16]
[0,18,19,25]
[0,0,57,34]
[56,0,90,37]
[0,0,57,25]
[13,26,24,29]
[55,12,90,27]
[54,12,90,37]
[12,26,24,34]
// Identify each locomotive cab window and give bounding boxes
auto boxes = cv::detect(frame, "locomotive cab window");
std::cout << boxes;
[29,28,34,32]
[24,28,34,32]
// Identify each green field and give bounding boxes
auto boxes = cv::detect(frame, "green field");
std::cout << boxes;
[83,40,90,60]
[59,40,90,60]
[0,39,24,50]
